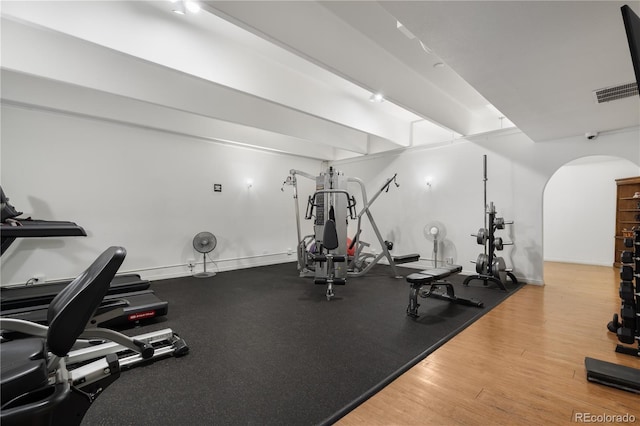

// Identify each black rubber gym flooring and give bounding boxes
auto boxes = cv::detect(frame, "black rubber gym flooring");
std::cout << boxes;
[83,262,522,425]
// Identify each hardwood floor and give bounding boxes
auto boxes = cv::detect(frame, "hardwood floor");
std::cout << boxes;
[338,263,639,425]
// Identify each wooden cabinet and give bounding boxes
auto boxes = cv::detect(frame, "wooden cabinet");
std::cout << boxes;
[614,176,640,268]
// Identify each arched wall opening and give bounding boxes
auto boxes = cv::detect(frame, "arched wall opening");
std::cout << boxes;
[543,155,640,267]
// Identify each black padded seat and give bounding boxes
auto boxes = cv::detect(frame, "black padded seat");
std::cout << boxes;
[406,273,435,285]
[0,246,126,424]
[0,338,47,406]
[406,265,463,285]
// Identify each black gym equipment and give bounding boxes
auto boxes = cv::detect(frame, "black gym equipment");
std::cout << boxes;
[0,246,188,426]
[1,218,86,255]
[0,195,170,328]
[584,357,640,394]
[606,228,640,358]
[1,270,170,330]
[463,155,518,291]
[406,265,484,318]
[310,207,347,300]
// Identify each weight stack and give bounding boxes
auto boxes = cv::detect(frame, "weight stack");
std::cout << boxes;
[614,228,640,356]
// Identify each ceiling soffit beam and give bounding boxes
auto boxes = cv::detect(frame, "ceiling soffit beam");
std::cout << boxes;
[1,69,338,161]
[0,16,370,156]
[204,0,475,136]
[1,1,415,151]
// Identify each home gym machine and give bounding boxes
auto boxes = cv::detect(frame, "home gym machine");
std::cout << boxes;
[585,229,640,394]
[282,167,419,300]
[463,155,517,291]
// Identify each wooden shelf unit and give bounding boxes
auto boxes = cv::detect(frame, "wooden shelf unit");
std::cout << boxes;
[614,176,640,268]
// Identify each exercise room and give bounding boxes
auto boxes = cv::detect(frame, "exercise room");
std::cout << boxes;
[1,1,639,425]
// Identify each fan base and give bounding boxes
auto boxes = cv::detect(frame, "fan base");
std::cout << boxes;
[193,272,216,278]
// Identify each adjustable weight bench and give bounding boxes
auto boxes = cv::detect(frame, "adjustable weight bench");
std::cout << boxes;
[406,264,484,318]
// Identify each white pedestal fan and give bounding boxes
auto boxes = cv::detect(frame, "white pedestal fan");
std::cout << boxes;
[192,231,217,278]
[424,221,446,267]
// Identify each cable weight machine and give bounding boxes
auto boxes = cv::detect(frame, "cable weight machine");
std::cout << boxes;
[282,167,419,299]
[463,155,518,291]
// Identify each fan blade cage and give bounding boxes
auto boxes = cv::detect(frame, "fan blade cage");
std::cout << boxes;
[193,232,217,253]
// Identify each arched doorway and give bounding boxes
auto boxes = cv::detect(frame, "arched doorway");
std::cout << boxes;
[543,155,639,267]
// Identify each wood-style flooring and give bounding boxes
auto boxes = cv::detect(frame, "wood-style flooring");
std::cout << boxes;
[338,262,639,425]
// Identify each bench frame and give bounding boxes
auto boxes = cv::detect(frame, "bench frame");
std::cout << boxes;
[406,265,484,318]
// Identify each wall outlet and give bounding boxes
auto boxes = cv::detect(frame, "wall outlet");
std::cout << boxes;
[187,259,195,268]
[287,248,292,255]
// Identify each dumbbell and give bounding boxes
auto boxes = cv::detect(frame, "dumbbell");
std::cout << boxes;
[617,327,637,345]
[471,228,488,245]
[620,303,638,329]
[494,237,514,251]
[608,313,620,333]
[621,251,639,264]
[494,217,513,230]
[621,265,639,281]
[619,281,636,304]
[625,237,635,248]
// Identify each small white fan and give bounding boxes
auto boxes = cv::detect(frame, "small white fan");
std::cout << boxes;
[192,231,217,278]
[423,221,447,267]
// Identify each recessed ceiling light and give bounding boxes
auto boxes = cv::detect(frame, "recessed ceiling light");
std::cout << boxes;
[433,62,445,69]
[369,93,385,103]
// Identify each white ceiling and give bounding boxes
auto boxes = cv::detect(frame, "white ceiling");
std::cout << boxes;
[1,1,639,161]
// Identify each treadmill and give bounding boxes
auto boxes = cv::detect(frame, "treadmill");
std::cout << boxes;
[1,218,169,328]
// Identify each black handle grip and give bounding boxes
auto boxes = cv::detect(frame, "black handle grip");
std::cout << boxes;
[133,339,155,359]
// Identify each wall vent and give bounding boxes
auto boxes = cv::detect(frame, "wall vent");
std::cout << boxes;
[593,82,638,103]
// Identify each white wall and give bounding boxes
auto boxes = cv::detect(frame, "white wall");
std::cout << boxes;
[3,94,639,288]
[2,101,639,286]
[332,127,640,285]
[1,105,321,285]
[543,156,639,266]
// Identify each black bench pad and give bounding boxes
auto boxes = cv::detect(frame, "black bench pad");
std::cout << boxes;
[406,265,463,285]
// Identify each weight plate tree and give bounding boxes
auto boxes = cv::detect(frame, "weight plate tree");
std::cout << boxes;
[463,155,518,291]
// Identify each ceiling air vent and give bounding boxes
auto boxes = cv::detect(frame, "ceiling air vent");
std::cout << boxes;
[593,82,638,103]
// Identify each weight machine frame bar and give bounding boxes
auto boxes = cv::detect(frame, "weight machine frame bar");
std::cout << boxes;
[347,175,400,278]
